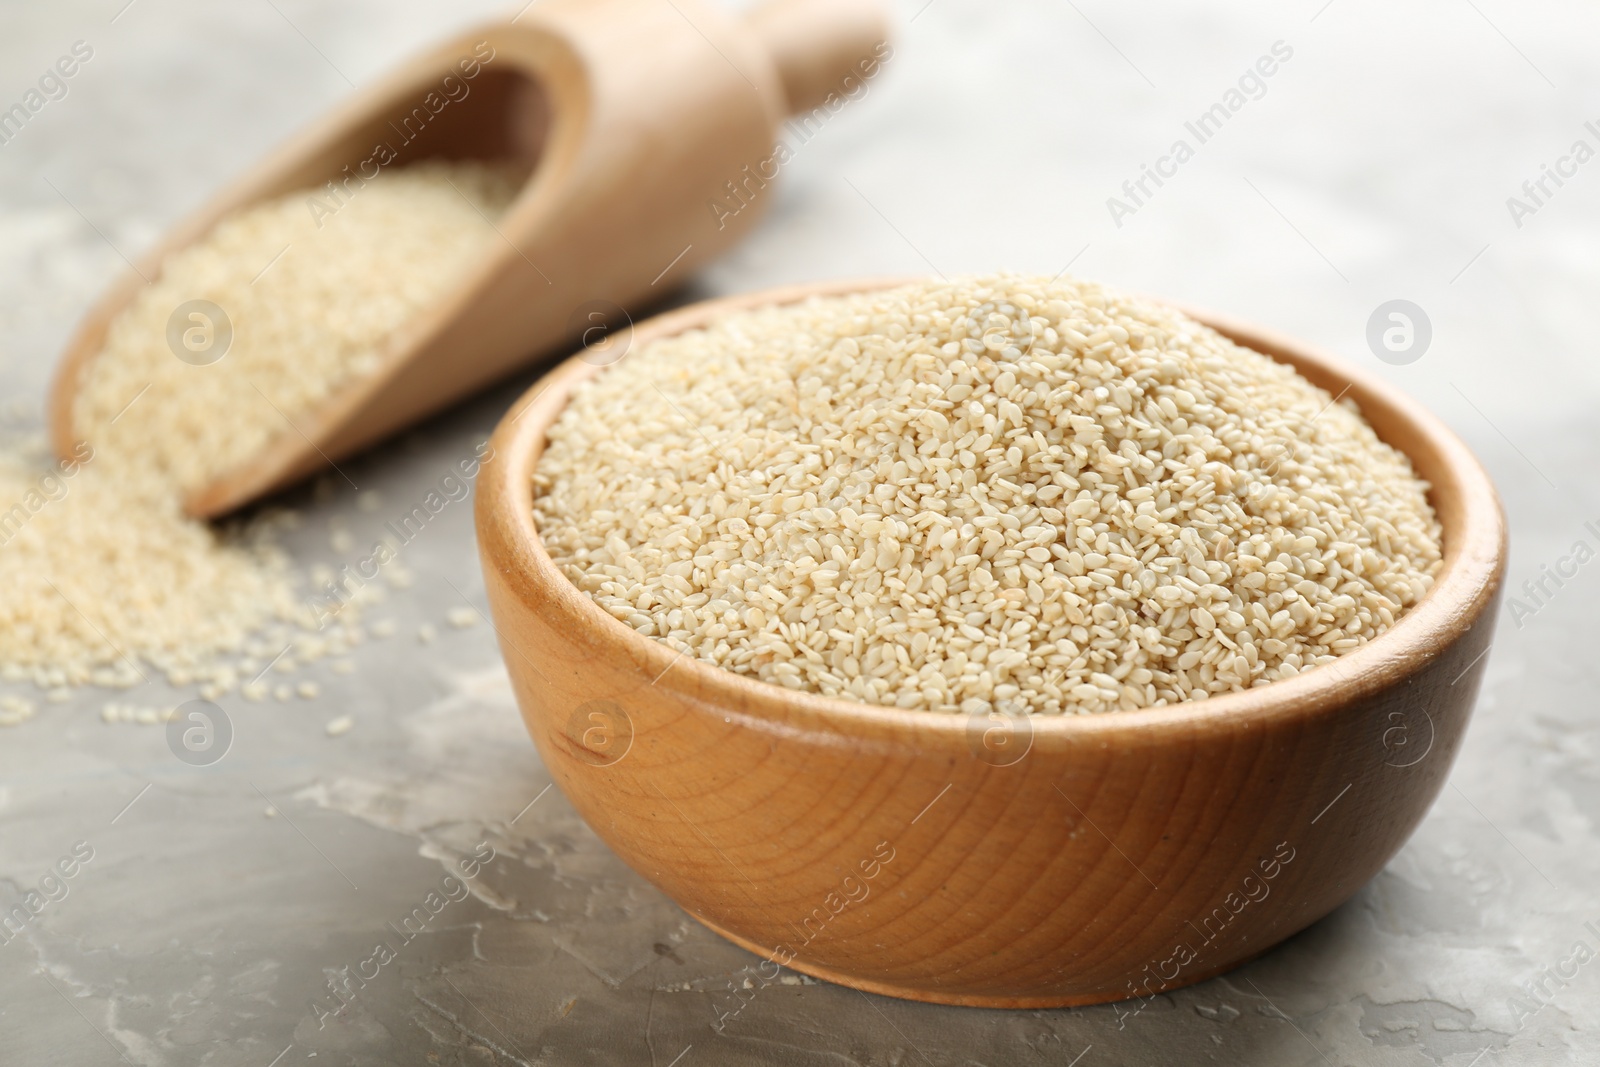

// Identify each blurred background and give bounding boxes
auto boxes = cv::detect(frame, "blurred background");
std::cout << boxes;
[2,0,1596,1063]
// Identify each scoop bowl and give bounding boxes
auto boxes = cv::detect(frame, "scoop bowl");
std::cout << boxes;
[50,0,889,517]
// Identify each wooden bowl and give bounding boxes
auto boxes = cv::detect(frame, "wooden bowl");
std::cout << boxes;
[475,278,1506,1007]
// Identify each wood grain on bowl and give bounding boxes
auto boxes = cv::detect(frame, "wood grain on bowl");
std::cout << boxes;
[475,279,1506,1007]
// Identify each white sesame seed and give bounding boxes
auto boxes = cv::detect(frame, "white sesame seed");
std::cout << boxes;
[0,162,515,690]
[532,275,1443,716]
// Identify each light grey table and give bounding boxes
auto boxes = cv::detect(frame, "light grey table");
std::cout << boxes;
[2,1,1596,1063]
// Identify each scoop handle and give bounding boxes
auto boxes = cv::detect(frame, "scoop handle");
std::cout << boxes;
[743,0,892,116]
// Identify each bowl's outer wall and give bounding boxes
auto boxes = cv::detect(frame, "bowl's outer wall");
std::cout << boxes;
[483,545,1499,1007]
[475,283,1507,1007]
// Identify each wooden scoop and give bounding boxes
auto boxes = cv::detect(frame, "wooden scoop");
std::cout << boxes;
[49,0,891,517]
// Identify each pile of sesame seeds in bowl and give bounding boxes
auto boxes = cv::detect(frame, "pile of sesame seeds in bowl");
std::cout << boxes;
[531,275,1444,716]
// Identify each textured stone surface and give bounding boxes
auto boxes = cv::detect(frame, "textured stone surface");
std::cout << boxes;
[1,0,1596,1063]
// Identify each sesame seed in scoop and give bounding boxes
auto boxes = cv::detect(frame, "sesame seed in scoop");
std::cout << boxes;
[0,161,515,690]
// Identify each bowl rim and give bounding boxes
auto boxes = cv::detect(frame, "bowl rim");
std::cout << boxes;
[477,276,1507,740]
